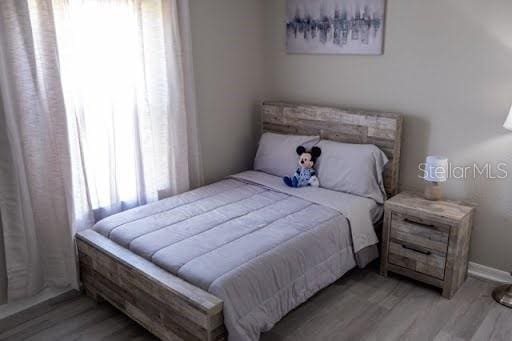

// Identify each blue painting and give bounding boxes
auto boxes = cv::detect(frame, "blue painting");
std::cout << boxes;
[286,0,386,55]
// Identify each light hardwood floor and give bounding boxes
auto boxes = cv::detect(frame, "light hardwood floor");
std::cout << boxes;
[1,266,510,341]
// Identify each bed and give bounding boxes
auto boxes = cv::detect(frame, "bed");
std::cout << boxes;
[76,102,403,341]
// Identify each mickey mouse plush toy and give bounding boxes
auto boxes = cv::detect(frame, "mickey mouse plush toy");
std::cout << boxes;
[283,146,322,188]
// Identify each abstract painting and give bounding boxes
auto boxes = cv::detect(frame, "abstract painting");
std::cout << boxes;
[286,0,386,55]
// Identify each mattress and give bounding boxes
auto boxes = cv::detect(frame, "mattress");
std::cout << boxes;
[93,171,380,341]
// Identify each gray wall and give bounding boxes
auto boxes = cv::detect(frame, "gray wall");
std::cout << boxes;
[262,0,512,271]
[0,93,7,304]
[190,0,265,184]
[0,211,5,305]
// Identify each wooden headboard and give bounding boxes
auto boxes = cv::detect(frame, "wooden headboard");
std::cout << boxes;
[262,102,404,197]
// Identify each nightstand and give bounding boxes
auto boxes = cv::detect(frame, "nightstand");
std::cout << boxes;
[380,192,475,298]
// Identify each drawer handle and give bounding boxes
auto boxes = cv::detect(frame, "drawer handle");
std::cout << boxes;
[402,244,432,256]
[404,218,435,228]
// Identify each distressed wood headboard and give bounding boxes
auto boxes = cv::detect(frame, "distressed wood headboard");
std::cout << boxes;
[262,102,404,197]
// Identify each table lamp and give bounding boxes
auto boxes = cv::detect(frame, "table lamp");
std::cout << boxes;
[493,106,512,308]
[504,105,512,130]
[424,155,448,201]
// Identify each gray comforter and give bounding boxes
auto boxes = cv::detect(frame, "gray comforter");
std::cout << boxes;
[94,171,379,341]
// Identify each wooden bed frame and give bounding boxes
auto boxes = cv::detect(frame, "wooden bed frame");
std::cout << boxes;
[76,102,403,341]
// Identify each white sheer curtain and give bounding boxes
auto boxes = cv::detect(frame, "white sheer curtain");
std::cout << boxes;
[0,0,77,301]
[53,0,203,222]
[0,0,202,302]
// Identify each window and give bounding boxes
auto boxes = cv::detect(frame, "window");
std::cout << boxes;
[48,0,173,216]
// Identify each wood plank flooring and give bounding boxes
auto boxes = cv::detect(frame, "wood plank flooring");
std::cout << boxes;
[0,266,510,341]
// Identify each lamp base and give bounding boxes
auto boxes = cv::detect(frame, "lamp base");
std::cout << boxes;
[493,284,512,308]
[424,182,442,201]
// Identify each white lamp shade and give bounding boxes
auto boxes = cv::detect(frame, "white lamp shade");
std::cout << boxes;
[504,105,512,131]
[424,156,449,182]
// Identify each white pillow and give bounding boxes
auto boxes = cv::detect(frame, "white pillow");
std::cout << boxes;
[254,132,320,178]
[315,140,389,204]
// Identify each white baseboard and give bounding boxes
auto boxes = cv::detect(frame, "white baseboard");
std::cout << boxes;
[0,286,72,320]
[468,262,511,284]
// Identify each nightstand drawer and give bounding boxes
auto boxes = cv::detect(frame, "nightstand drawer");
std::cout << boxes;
[390,213,449,255]
[388,241,447,280]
